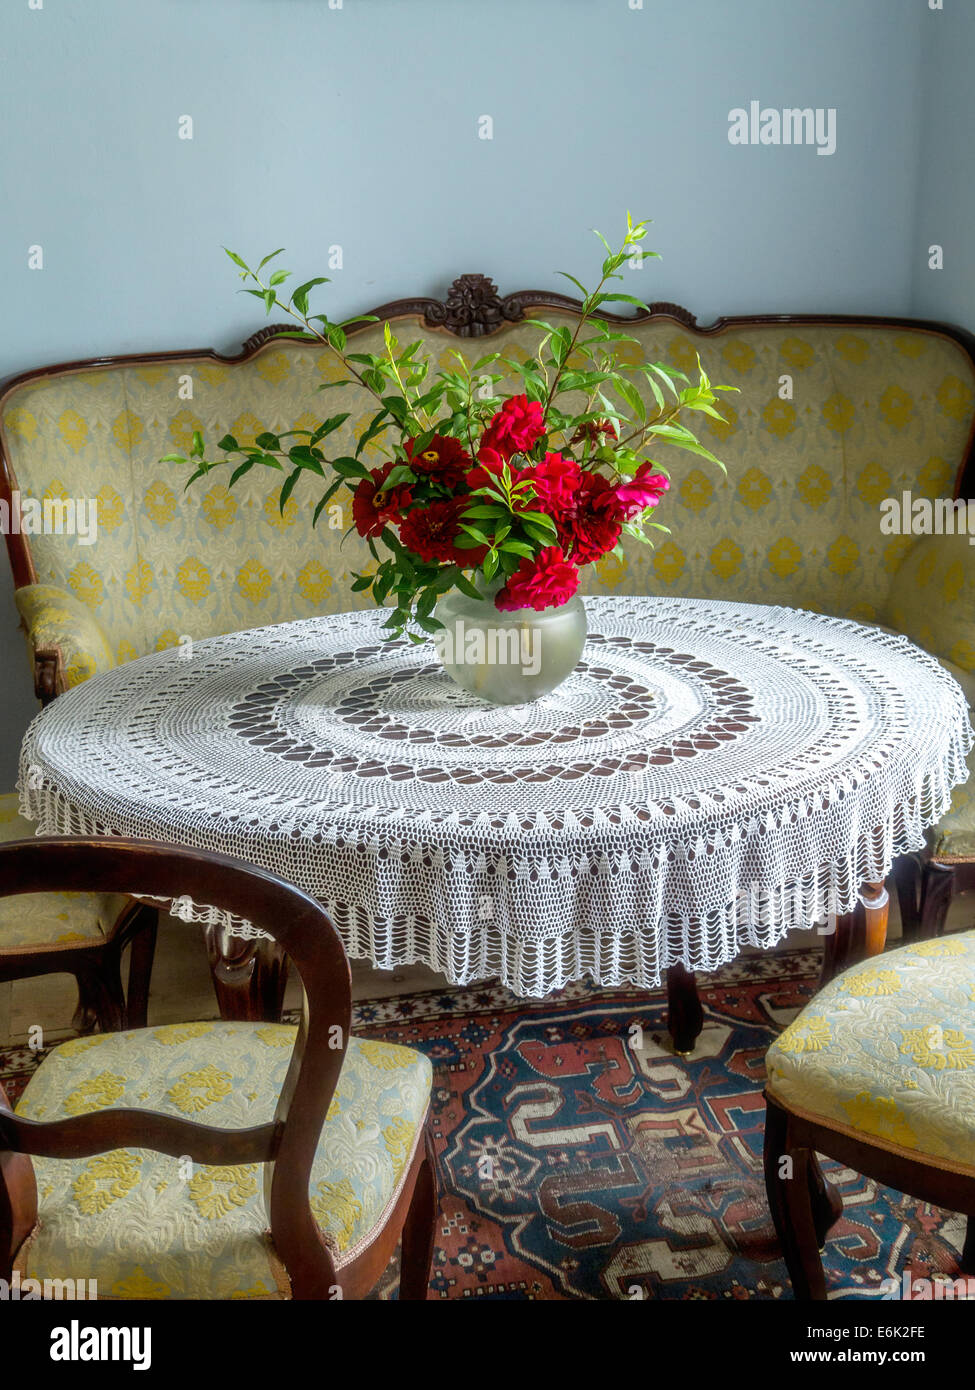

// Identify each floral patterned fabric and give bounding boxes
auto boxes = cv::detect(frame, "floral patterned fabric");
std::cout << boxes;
[2,321,972,662]
[766,931,975,1171]
[15,1021,432,1298]
[0,794,125,950]
[14,583,116,690]
[884,531,975,682]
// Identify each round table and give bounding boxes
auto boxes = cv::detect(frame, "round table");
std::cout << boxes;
[18,596,972,1021]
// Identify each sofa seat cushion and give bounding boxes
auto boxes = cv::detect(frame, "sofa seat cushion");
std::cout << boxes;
[15,1021,432,1298]
[0,795,125,951]
[766,932,975,1173]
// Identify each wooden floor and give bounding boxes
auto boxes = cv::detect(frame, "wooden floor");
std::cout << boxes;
[2,891,971,1048]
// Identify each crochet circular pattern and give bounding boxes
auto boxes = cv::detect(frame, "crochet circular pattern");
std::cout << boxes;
[19,596,972,996]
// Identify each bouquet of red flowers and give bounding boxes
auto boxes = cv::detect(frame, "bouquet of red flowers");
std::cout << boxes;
[166,217,734,640]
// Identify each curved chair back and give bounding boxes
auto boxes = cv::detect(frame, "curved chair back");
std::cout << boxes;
[0,836,352,1297]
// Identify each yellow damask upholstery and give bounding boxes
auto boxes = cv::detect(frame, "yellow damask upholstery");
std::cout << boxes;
[766,932,975,1173]
[14,583,116,690]
[2,321,973,660]
[14,1021,432,1299]
[884,531,975,682]
[0,794,125,950]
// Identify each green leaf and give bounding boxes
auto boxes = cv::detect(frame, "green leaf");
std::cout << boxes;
[278,468,303,514]
[290,278,329,316]
[216,433,239,453]
[257,249,287,270]
[223,247,249,270]
[229,458,256,486]
[455,574,484,600]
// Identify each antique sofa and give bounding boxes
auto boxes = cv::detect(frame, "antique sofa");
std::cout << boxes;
[3,279,975,957]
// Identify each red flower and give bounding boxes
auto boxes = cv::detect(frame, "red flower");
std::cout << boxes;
[599,464,670,522]
[352,463,413,539]
[558,471,621,563]
[480,394,546,461]
[403,434,471,489]
[570,418,619,448]
[528,452,581,519]
[400,498,485,566]
[495,547,580,613]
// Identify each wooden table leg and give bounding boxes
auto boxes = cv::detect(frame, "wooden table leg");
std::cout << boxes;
[205,926,289,1022]
[667,963,704,1055]
[819,880,889,988]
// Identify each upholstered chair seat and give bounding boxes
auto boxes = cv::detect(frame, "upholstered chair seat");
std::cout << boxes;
[14,1021,433,1299]
[766,932,975,1172]
[0,795,125,951]
[764,930,975,1297]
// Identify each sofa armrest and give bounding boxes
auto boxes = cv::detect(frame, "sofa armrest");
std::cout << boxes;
[882,531,975,676]
[13,583,116,705]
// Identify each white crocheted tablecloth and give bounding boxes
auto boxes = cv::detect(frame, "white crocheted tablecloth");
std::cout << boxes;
[17,596,973,996]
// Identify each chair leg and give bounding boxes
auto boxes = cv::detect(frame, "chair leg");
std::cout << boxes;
[125,906,158,1029]
[807,1153,843,1248]
[667,964,704,1055]
[918,860,955,940]
[763,1097,828,1300]
[962,1217,975,1276]
[398,1130,437,1301]
[205,927,289,1023]
[72,957,125,1035]
[891,853,922,941]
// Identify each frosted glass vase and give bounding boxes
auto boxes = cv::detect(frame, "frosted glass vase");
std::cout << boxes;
[434,583,587,705]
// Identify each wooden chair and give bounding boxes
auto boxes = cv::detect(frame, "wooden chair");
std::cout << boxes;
[763,931,975,1299]
[0,794,156,1033]
[0,836,438,1300]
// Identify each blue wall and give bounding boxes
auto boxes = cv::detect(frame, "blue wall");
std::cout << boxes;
[913,0,975,328]
[0,0,954,783]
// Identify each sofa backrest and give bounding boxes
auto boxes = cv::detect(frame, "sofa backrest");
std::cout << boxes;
[3,301,974,663]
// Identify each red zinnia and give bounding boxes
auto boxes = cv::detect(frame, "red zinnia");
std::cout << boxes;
[480,394,546,461]
[352,463,413,539]
[399,498,485,566]
[403,434,471,489]
[495,547,580,613]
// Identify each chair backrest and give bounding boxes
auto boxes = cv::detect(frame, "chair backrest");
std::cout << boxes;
[0,836,352,1297]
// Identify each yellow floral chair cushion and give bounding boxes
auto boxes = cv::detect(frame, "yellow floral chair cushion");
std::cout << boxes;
[14,1021,433,1299]
[0,794,125,950]
[766,931,975,1173]
[14,583,116,690]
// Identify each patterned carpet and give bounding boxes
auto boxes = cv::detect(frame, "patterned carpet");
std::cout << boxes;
[1,948,967,1300]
